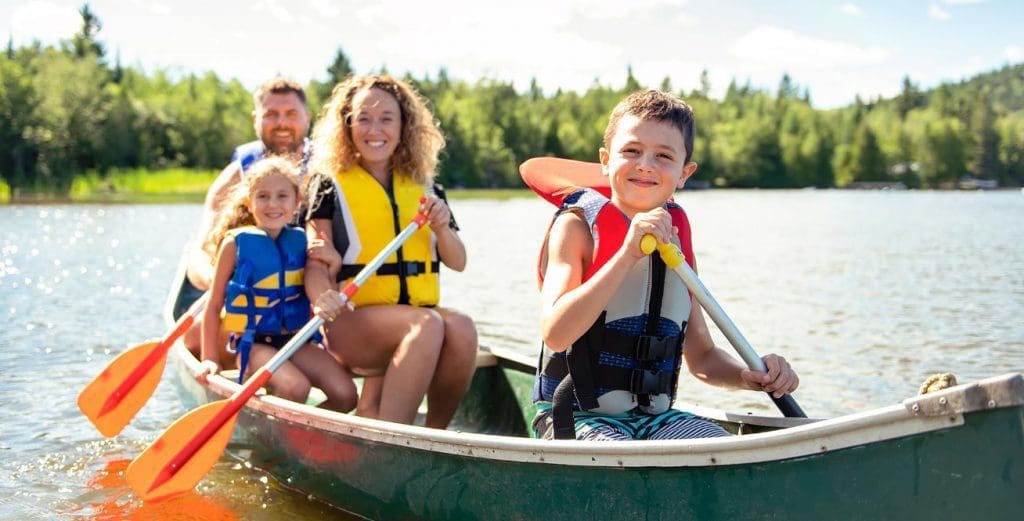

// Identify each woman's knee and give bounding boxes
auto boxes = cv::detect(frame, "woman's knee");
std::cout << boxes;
[406,308,445,346]
[443,312,478,353]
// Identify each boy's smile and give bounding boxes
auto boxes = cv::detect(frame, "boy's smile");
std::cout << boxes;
[600,115,697,218]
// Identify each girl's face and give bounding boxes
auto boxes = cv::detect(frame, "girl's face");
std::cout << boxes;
[247,173,298,235]
[348,86,402,174]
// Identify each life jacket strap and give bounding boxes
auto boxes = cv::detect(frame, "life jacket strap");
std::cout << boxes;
[336,260,440,282]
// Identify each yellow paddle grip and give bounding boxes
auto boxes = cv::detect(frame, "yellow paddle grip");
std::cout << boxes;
[640,234,686,269]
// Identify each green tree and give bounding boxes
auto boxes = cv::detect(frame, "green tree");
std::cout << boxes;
[837,123,886,184]
[968,94,1002,180]
[70,3,105,60]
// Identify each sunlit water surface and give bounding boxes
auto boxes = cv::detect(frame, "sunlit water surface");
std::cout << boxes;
[1,190,1022,519]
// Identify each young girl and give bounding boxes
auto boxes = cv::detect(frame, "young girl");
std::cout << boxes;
[197,157,357,413]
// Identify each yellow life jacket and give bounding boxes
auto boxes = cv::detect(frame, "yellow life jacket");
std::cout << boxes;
[332,165,440,307]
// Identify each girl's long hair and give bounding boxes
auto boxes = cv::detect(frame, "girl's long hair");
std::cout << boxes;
[310,74,445,187]
[202,157,302,260]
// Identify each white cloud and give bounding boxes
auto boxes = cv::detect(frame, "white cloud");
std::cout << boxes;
[8,1,80,45]
[942,0,984,4]
[839,3,862,17]
[1005,45,1022,62]
[148,3,171,15]
[928,4,951,20]
[307,0,341,18]
[252,0,295,24]
[731,26,888,68]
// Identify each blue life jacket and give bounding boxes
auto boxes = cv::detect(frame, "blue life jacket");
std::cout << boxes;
[221,226,311,382]
[231,138,313,175]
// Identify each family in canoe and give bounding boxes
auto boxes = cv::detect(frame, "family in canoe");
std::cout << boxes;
[180,75,799,439]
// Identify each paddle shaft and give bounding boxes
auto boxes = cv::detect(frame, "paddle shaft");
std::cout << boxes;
[149,212,429,493]
[641,236,806,418]
[98,292,210,417]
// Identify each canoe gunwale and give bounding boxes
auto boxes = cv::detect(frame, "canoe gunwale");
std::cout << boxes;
[903,373,1024,416]
[170,342,1022,468]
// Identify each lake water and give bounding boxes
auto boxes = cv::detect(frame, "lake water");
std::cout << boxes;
[1,190,1022,519]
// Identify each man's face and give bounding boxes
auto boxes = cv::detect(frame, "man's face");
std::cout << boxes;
[254,92,310,155]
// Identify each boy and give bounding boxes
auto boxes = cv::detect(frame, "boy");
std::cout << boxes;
[526,90,799,441]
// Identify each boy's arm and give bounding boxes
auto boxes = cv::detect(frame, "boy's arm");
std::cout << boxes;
[682,301,800,396]
[540,213,636,350]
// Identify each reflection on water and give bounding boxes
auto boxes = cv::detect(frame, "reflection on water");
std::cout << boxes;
[1,191,1022,518]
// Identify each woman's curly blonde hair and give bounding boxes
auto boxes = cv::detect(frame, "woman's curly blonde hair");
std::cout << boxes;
[202,157,303,259]
[310,74,445,186]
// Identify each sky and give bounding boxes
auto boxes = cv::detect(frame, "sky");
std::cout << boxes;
[1,0,1021,109]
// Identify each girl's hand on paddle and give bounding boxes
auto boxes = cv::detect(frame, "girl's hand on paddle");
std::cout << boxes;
[314,289,352,323]
[196,360,220,384]
[623,208,676,259]
[741,354,799,398]
[420,195,451,232]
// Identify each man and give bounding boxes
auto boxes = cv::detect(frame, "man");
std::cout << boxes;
[185,77,312,291]
[183,78,311,358]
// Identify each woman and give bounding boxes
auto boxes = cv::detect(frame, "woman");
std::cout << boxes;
[304,74,478,427]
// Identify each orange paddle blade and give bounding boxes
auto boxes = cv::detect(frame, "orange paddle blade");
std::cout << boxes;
[78,340,169,437]
[519,157,608,206]
[126,400,238,502]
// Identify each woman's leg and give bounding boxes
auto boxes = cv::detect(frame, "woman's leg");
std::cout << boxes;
[245,343,311,404]
[355,376,383,418]
[425,307,479,429]
[325,305,443,424]
[290,343,358,413]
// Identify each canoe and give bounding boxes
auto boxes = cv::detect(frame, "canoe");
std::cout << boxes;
[164,274,1024,520]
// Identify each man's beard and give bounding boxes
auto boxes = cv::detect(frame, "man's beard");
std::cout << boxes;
[262,130,303,156]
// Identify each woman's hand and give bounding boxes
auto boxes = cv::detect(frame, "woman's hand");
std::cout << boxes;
[420,195,452,232]
[314,289,353,323]
[196,359,220,384]
[307,235,342,276]
[622,208,676,259]
[740,354,800,398]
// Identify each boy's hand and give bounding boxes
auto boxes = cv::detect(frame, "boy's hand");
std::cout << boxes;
[740,354,800,398]
[623,208,677,259]
[420,195,452,232]
[314,289,353,322]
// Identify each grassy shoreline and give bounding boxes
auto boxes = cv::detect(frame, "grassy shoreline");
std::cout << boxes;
[1,168,535,204]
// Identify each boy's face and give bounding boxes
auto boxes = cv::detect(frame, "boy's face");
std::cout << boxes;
[599,115,697,217]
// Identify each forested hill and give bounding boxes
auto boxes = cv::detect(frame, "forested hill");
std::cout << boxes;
[1,7,1022,196]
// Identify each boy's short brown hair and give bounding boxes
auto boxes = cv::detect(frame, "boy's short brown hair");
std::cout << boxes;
[253,77,307,107]
[603,89,695,163]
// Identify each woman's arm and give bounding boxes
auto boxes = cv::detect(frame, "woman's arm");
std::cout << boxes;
[423,195,466,271]
[305,218,337,302]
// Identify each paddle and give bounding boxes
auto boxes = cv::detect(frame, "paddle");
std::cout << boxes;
[640,235,807,418]
[78,292,210,437]
[126,209,430,502]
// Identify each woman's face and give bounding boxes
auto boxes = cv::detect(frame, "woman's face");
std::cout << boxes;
[348,87,402,173]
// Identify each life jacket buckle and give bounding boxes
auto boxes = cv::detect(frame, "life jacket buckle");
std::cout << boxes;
[630,369,671,395]
[635,335,673,362]
[403,261,423,276]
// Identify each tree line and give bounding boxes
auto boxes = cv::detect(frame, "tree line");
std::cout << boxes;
[2,5,1023,196]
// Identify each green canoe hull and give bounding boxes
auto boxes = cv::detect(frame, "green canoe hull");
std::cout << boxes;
[167,277,1024,520]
